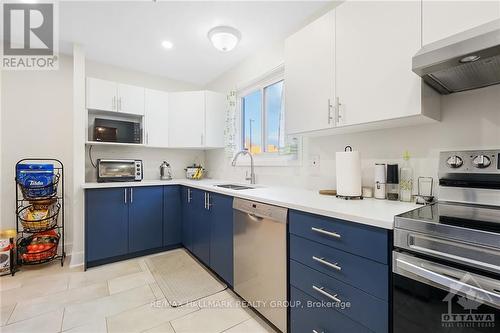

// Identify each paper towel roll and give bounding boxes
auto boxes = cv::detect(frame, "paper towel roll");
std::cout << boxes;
[336,149,362,197]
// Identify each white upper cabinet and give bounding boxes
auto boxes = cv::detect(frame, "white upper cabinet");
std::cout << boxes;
[145,89,169,147]
[284,10,335,134]
[204,91,226,148]
[423,0,500,45]
[117,84,145,115]
[86,78,145,115]
[168,91,205,148]
[335,0,426,126]
[86,78,117,112]
[168,91,226,149]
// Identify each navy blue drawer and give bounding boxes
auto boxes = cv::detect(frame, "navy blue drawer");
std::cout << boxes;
[290,260,388,333]
[290,234,388,301]
[289,210,389,264]
[290,287,370,333]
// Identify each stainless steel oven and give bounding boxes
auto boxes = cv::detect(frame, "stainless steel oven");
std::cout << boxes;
[393,149,500,333]
[96,159,143,183]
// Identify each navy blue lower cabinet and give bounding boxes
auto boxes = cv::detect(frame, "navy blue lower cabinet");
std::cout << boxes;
[181,187,193,252]
[290,260,388,333]
[290,234,389,301]
[290,287,371,333]
[85,188,129,262]
[190,189,211,265]
[128,186,164,253]
[163,186,181,247]
[289,210,389,264]
[208,192,234,286]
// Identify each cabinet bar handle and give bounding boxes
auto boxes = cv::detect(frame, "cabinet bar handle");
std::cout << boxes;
[204,192,207,209]
[187,189,191,203]
[335,97,342,125]
[327,99,333,124]
[312,285,341,303]
[124,188,127,204]
[312,256,341,271]
[206,193,212,210]
[112,96,116,110]
[130,188,133,203]
[311,227,341,239]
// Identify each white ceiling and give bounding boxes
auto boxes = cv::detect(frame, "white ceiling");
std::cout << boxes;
[60,1,331,86]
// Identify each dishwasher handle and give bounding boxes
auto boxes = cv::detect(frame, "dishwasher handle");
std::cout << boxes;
[233,198,288,223]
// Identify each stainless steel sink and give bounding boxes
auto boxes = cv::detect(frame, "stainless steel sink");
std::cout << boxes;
[214,184,255,190]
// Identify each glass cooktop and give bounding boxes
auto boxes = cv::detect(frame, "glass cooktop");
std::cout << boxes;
[398,202,500,234]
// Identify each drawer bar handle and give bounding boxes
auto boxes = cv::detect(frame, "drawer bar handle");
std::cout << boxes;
[312,285,342,303]
[312,330,325,333]
[312,256,342,271]
[311,227,341,239]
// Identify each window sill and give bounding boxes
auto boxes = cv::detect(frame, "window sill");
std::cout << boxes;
[230,154,301,167]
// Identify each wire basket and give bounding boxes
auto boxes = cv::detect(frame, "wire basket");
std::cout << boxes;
[18,202,60,233]
[16,173,60,200]
[18,232,60,265]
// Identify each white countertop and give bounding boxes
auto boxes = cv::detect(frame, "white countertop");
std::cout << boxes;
[82,179,420,230]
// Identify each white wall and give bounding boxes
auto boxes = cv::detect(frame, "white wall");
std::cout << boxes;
[84,60,206,182]
[204,42,500,195]
[1,55,74,242]
[86,60,197,92]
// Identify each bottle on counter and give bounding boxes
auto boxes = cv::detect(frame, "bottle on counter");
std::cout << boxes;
[386,164,399,201]
[399,151,414,202]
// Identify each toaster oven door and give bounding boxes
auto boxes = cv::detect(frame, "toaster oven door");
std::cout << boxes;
[98,160,136,182]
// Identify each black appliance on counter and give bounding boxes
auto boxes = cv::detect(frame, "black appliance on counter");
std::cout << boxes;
[94,118,141,144]
[97,159,143,183]
[393,149,500,333]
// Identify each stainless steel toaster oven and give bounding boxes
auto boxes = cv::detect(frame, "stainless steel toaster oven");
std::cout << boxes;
[96,159,143,183]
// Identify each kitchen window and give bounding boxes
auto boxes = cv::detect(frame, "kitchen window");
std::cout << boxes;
[235,65,300,166]
[240,74,286,155]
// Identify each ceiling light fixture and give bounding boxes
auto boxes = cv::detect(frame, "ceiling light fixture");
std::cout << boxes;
[161,40,174,50]
[207,26,241,52]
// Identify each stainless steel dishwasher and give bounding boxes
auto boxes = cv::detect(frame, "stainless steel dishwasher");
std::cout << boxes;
[233,198,288,333]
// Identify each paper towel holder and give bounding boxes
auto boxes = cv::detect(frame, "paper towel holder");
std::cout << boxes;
[335,145,364,200]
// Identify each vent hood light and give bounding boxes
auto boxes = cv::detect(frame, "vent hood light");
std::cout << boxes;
[459,55,481,63]
[208,26,241,52]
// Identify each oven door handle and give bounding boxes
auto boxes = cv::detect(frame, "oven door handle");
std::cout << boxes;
[394,253,500,309]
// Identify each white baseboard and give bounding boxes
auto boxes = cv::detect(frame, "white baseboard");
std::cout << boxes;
[69,251,84,268]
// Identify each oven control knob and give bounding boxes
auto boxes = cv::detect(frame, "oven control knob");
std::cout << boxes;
[446,155,463,168]
[472,155,491,168]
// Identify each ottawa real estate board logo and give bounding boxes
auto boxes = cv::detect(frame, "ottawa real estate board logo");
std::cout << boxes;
[441,273,496,329]
[1,1,58,70]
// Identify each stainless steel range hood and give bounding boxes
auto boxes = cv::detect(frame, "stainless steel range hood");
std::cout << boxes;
[412,19,500,95]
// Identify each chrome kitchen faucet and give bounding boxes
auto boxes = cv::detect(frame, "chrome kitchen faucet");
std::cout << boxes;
[231,150,256,184]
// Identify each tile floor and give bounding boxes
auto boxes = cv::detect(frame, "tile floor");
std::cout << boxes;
[0,250,277,333]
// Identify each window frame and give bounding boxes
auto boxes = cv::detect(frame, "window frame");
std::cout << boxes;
[238,68,285,156]
[233,65,301,167]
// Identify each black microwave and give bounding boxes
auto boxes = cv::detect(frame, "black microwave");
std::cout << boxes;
[94,118,141,144]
